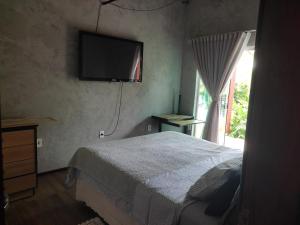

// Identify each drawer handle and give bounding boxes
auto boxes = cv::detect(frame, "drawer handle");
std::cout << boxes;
[4,193,9,209]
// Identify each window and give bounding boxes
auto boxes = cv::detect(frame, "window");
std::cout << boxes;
[194,49,255,150]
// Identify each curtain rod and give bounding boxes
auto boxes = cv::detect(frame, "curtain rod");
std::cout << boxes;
[190,29,256,41]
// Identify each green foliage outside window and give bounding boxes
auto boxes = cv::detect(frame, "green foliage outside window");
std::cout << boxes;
[229,83,250,139]
[197,78,250,140]
[198,81,211,112]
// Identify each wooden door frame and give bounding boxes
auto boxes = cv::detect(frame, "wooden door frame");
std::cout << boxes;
[239,0,300,224]
[225,69,237,134]
[0,101,4,224]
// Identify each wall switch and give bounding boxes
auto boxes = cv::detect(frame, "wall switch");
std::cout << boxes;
[37,138,43,148]
[147,124,152,132]
[99,131,105,138]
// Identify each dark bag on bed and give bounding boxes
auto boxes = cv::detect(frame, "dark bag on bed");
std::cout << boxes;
[204,168,241,217]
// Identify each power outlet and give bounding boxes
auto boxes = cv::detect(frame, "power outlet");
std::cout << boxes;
[147,124,152,132]
[99,131,105,139]
[37,138,43,148]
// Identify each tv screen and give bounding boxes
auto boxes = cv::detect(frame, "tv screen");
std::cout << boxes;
[79,31,143,82]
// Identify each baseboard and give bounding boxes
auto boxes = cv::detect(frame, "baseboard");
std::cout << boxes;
[38,167,68,176]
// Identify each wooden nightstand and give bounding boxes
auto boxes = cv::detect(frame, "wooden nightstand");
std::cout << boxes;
[1,119,38,201]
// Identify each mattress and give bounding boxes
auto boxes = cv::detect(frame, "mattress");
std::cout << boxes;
[67,131,242,225]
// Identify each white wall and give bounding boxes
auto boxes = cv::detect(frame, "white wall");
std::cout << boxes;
[0,0,186,172]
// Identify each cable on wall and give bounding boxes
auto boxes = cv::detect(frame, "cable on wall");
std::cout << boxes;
[96,0,188,32]
[105,82,124,136]
[94,0,189,137]
[95,1,102,32]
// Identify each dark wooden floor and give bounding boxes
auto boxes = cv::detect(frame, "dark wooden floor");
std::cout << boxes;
[5,170,98,225]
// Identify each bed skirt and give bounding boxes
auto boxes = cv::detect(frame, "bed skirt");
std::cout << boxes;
[76,174,141,225]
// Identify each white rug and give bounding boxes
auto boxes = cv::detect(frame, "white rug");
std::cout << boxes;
[79,217,104,225]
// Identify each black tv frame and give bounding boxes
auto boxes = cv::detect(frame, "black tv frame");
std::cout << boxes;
[79,31,144,82]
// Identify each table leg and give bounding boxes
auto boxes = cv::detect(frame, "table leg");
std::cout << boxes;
[184,125,188,134]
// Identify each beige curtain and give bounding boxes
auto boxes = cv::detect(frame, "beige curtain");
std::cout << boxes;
[192,31,251,143]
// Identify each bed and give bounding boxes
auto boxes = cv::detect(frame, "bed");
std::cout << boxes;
[66,131,242,225]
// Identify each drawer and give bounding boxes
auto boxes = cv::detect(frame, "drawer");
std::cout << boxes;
[9,189,34,202]
[2,130,34,148]
[3,145,35,163]
[4,174,36,194]
[3,159,35,179]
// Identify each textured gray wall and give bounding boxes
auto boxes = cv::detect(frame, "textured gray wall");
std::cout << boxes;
[180,0,260,115]
[0,0,186,172]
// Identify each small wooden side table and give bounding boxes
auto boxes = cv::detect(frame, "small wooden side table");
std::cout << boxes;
[152,114,205,134]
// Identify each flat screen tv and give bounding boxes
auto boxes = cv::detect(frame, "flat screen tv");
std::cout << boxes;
[79,31,143,82]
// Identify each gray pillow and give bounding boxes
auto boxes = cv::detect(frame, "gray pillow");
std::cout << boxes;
[187,157,242,201]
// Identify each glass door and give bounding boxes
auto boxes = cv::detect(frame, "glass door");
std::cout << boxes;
[224,49,254,149]
[194,74,211,138]
[194,49,255,150]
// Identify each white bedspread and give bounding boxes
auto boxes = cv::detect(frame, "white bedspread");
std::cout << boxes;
[67,131,242,225]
